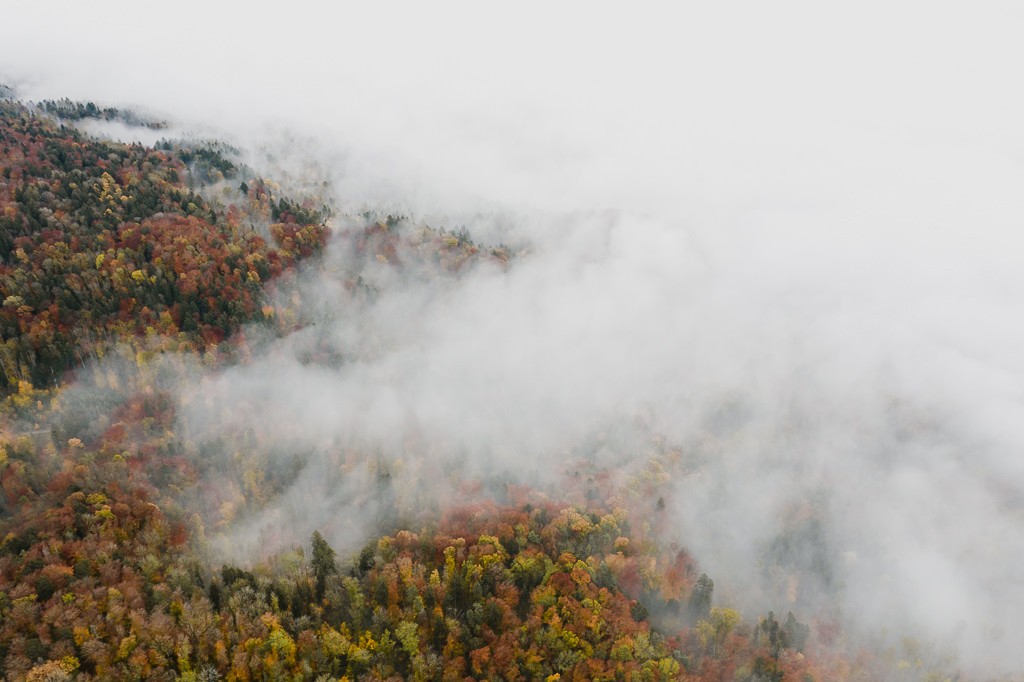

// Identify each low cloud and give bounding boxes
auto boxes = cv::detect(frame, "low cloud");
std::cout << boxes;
[4,2,1024,676]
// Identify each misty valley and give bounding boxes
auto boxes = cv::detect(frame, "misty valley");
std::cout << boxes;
[0,93,1017,682]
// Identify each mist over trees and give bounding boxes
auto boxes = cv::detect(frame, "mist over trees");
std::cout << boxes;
[0,95,875,681]
[0,66,1021,682]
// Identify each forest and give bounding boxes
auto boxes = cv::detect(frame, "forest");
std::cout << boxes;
[0,96,983,681]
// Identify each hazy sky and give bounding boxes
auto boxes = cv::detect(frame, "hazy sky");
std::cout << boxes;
[5,3,1024,677]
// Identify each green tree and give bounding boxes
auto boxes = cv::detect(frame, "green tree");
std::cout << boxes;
[311,530,337,601]
[688,572,713,623]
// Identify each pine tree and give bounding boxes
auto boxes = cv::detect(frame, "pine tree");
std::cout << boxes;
[688,572,713,623]
[311,530,337,601]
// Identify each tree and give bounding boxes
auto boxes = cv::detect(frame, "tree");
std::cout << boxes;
[311,530,337,601]
[783,611,809,653]
[688,572,713,623]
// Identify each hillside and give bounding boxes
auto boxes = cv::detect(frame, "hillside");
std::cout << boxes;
[0,97,971,681]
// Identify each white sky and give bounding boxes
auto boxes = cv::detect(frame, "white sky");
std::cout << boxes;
[5,3,1024,227]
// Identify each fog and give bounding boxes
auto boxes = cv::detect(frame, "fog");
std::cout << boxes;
[5,2,1024,677]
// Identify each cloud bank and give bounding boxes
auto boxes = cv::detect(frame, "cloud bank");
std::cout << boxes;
[5,2,1024,676]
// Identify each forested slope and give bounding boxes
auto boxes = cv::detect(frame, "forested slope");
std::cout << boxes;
[0,97,969,681]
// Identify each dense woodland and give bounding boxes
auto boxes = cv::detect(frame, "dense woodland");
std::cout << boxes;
[0,97,982,681]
